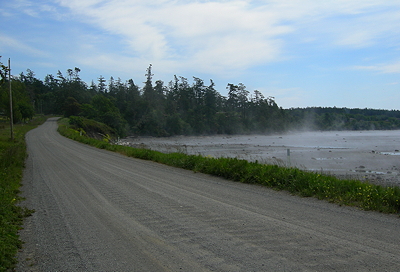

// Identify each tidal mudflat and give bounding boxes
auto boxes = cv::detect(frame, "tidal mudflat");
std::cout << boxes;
[119,130,400,187]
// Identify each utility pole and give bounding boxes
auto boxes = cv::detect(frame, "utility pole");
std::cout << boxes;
[9,58,13,141]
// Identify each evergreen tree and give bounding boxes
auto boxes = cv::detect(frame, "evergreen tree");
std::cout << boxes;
[0,57,9,85]
[98,75,107,93]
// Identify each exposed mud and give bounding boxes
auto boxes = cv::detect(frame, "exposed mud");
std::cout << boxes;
[118,130,400,187]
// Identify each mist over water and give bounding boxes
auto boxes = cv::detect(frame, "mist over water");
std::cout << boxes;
[120,130,400,186]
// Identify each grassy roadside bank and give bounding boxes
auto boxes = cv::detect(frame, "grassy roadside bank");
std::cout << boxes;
[58,118,400,215]
[0,116,47,272]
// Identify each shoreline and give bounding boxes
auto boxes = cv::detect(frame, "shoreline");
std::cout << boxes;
[118,131,400,187]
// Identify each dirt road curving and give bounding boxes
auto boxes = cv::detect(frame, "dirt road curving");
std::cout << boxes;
[17,118,400,271]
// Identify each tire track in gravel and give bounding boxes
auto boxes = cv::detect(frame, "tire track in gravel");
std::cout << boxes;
[17,118,400,271]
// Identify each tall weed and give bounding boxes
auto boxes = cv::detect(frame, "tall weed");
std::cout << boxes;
[0,116,46,271]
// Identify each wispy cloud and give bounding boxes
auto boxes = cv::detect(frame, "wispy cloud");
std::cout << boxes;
[0,34,47,57]
[353,61,400,74]
[56,0,293,74]
[60,2,276,66]
[51,0,400,77]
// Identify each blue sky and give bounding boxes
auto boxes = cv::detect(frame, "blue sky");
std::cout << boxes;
[1,0,400,110]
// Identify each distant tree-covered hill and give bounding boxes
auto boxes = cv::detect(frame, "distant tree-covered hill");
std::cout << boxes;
[288,107,400,131]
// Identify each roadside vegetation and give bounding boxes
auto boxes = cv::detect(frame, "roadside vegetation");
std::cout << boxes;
[58,118,400,215]
[0,116,46,271]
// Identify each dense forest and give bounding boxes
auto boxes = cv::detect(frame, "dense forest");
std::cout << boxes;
[1,62,400,137]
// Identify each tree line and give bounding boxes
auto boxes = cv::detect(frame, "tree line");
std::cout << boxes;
[1,61,400,137]
[0,58,35,124]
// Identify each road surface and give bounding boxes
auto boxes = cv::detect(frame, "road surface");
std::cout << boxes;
[17,118,400,271]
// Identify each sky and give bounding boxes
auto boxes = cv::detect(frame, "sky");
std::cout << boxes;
[1,0,400,110]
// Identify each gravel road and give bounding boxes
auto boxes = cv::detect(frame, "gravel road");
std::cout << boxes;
[17,118,400,271]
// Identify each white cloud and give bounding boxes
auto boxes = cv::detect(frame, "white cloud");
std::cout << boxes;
[56,0,296,75]
[0,34,47,57]
[53,0,400,78]
[354,61,400,74]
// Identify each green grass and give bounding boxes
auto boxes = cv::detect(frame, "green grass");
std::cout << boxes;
[58,118,400,214]
[0,116,47,272]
